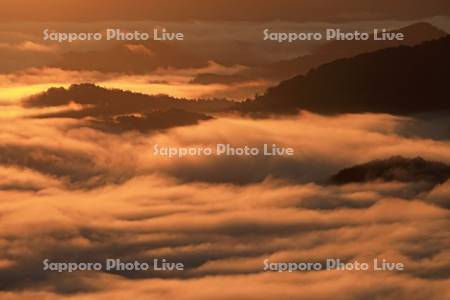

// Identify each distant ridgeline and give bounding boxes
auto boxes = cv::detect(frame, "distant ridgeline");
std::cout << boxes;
[237,36,450,115]
[24,84,233,133]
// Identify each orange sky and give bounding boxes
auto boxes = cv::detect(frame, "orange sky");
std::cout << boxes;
[1,0,449,22]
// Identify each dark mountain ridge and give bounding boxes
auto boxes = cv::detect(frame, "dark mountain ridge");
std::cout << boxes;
[237,36,450,115]
[192,22,447,85]
[25,83,234,116]
[24,84,230,133]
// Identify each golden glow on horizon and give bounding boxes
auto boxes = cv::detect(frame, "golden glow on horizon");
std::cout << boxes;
[0,80,270,103]
[0,83,70,103]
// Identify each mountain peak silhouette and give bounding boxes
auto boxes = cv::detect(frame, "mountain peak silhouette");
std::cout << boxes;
[263,22,448,82]
[314,22,447,58]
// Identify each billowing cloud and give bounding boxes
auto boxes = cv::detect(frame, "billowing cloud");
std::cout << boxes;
[1,111,450,186]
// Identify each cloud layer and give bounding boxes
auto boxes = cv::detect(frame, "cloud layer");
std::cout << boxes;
[0,109,449,299]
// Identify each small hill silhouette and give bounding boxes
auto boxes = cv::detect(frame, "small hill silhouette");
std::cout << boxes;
[330,156,450,186]
[90,109,212,133]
